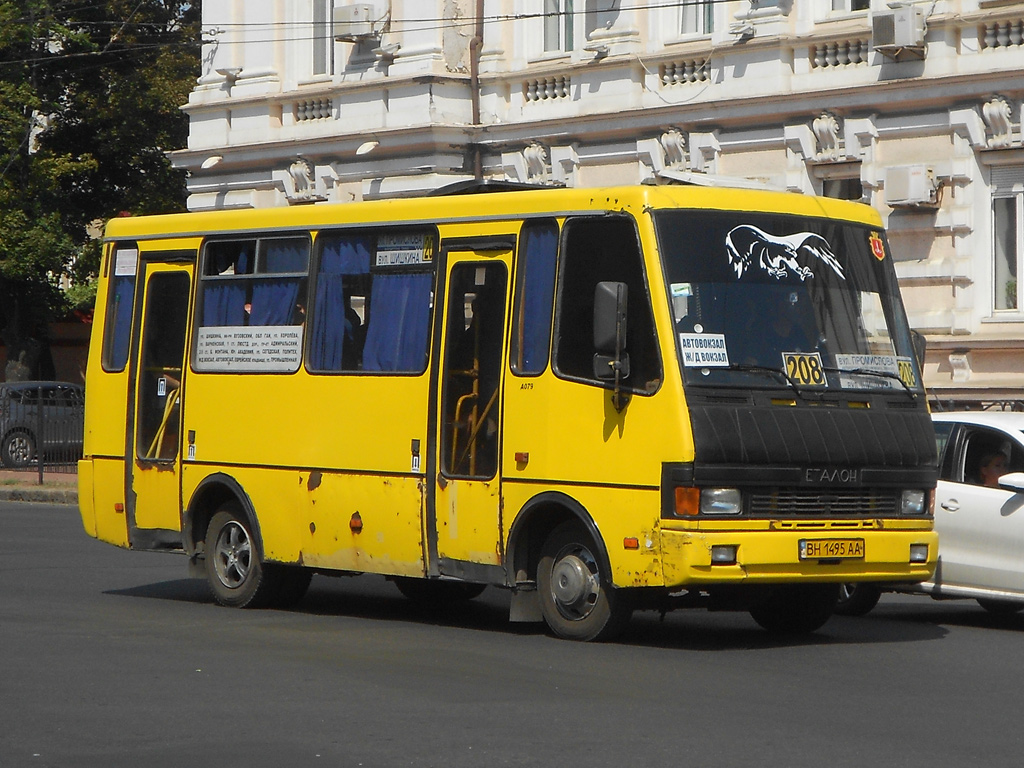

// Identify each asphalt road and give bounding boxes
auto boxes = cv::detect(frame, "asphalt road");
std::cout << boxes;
[2,501,1023,767]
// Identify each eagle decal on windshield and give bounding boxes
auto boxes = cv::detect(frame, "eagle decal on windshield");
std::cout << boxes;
[726,225,845,282]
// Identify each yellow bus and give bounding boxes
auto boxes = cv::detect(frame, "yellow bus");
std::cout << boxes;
[78,183,938,640]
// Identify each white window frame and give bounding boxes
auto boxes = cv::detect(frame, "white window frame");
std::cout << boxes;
[543,0,577,53]
[831,0,870,12]
[993,182,1024,314]
[680,0,714,36]
[313,0,334,77]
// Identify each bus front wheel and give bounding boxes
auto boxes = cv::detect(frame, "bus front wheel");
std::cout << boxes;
[749,583,838,634]
[536,522,632,642]
[205,505,304,609]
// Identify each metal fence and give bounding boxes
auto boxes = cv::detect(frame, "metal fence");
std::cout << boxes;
[0,383,84,478]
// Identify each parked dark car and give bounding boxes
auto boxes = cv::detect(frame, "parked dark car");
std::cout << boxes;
[0,381,85,468]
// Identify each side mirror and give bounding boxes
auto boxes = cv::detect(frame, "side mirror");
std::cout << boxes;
[592,281,630,412]
[593,281,629,380]
[997,472,1024,494]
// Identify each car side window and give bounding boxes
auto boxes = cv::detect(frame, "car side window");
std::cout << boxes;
[958,426,1024,488]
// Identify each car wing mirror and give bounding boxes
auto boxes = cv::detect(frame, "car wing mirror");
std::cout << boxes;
[997,472,1024,494]
[592,281,630,411]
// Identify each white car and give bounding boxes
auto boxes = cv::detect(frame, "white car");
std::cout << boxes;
[838,411,1024,616]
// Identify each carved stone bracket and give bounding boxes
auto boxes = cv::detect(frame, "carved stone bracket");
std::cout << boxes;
[812,112,841,161]
[982,95,1015,148]
[523,142,550,181]
[660,128,688,169]
[285,157,325,203]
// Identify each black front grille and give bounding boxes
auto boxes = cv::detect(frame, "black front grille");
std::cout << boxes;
[747,489,900,517]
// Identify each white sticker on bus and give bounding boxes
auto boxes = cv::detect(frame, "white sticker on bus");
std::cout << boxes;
[376,232,431,266]
[679,333,730,367]
[834,353,900,389]
[114,248,138,276]
[194,325,304,372]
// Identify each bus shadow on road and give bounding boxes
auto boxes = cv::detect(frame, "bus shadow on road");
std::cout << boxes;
[616,607,949,651]
[105,574,958,649]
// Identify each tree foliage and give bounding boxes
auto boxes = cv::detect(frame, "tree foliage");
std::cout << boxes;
[0,0,199,377]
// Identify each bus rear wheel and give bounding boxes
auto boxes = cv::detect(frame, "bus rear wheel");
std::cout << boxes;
[749,584,838,634]
[205,505,306,609]
[536,522,632,642]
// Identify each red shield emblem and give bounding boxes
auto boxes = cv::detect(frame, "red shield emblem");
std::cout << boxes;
[869,233,886,261]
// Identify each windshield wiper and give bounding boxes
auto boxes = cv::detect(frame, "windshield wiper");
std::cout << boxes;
[823,366,917,399]
[725,363,803,394]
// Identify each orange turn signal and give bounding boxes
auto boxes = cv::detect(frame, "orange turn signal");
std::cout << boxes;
[674,487,700,516]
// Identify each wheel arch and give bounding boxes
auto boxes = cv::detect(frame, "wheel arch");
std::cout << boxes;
[506,491,611,587]
[184,473,263,560]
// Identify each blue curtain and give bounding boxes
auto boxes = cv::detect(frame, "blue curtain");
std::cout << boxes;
[518,223,558,373]
[264,239,308,273]
[202,281,247,326]
[250,279,300,325]
[107,275,135,369]
[309,236,372,370]
[362,272,433,372]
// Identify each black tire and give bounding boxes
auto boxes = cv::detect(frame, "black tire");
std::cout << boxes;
[536,522,632,642]
[834,583,882,617]
[393,577,487,603]
[749,584,838,634]
[977,598,1024,616]
[270,566,313,609]
[205,506,280,608]
[2,430,36,468]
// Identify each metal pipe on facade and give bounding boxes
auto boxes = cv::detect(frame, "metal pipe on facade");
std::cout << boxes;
[469,0,484,180]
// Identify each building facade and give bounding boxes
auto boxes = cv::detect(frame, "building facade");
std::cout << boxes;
[173,0,1024,405]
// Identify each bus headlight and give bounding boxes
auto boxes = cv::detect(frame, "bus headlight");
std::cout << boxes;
[700,488,742,515]
[900,490,927,515]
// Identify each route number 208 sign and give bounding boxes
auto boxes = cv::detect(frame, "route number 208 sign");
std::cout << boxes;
[782,352,826,387]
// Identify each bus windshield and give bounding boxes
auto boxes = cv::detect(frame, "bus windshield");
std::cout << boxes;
[653,208,922,394]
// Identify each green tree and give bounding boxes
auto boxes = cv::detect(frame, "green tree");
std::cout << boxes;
[0,0,199,379]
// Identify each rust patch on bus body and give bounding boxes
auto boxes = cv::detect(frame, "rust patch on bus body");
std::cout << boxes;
[307,470,322,491]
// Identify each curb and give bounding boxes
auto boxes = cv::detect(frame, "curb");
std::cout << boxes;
[0,487,78,505]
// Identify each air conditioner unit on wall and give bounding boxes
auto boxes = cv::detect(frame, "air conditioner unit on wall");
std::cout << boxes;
[885,166,939,207]
[873,5,926,60]
[334,4,382,42]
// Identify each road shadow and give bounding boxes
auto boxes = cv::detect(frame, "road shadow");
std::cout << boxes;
[869,598,1024,632]
[105,573,954,649]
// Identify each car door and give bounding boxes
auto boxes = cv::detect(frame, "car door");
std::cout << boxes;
[934,423,1024,595]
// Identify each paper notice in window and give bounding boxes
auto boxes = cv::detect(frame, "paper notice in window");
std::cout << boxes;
[679,333,730,367]
[194,325,303,372]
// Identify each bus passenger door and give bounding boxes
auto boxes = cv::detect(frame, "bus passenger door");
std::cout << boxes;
[127,257,193,548]
[429,246,512,581]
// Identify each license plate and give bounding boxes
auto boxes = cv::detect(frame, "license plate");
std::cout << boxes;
[799,538,865,559]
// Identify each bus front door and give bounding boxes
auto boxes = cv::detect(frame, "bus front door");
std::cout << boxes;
[430,248,512,581]
[126,257,193,549]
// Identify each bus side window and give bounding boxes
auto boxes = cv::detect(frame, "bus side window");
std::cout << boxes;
[102,243,138,372]
[200,237,309,329]
[510,219,558,376]
[553,217,661,393]
[309,233,373,371]
[308,230,434,374]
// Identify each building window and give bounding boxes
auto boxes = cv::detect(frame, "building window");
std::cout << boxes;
[822,177,864,201]
[543,0,575,52]
[994,193,1022,312]
[680,1,714,35]
[832,0,870,11]
[313,0,333,76]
